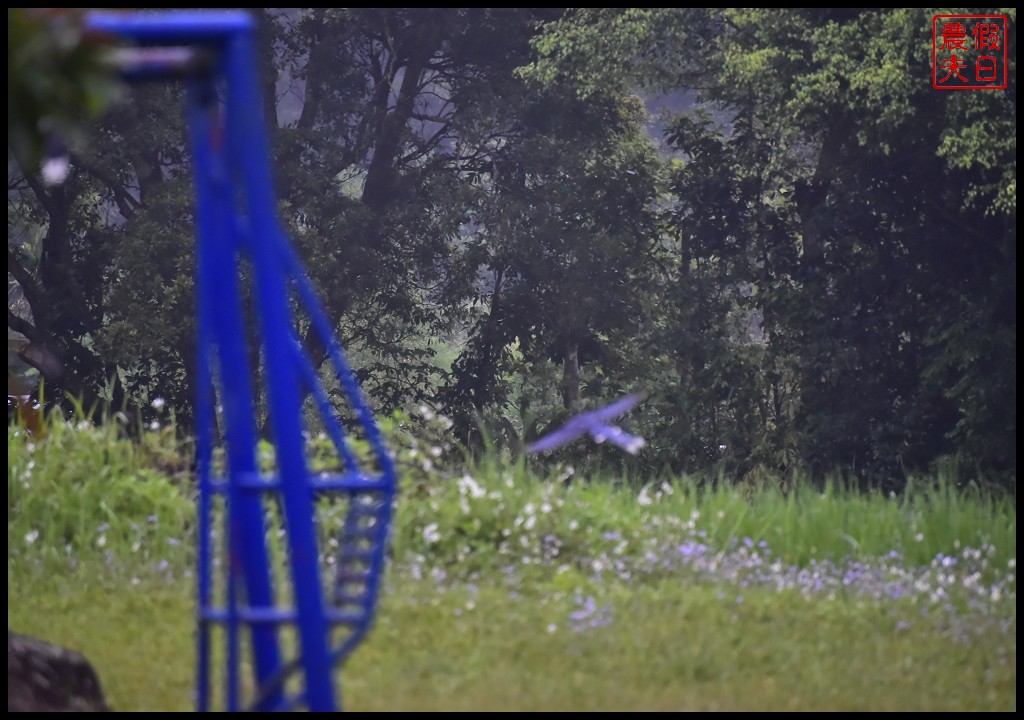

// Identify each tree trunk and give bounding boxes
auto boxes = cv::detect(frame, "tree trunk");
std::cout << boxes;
[560,339,580,414]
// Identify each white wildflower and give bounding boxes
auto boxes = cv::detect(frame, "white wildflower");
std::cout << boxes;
[422,523,441,544]
[637,486,653,506]
[458,474,486,499]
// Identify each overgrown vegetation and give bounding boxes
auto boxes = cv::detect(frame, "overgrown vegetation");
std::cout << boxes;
[7,413,1016,710]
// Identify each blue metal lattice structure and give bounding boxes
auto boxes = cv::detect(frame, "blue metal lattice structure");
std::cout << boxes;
[85,10,399,712]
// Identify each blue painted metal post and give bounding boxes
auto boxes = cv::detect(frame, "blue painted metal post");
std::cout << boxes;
[187,72,285,711]
[221,27,335,711]
[86,9,399,712]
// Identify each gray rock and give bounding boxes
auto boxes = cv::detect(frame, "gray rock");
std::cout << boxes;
[8,630,111,712]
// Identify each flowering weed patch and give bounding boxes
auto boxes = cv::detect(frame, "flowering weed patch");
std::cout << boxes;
[6,417,1016,711]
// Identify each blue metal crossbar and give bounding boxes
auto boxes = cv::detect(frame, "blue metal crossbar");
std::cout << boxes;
[85,10,399,712]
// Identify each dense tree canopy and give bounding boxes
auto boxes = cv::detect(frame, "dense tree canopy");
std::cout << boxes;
[8,8,1016,488]
[524,7,1016,485]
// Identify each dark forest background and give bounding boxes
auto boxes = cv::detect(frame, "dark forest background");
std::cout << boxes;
[8,8,1016,490]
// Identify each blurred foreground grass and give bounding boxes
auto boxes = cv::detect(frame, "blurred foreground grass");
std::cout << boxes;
[8,568,1015,711]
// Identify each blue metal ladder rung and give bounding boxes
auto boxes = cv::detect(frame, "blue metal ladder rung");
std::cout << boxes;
[200,608,374,627]
[208,471,393,493]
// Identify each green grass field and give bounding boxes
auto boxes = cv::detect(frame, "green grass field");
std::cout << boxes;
[7,419,1016,711]
[8,568,1015,711]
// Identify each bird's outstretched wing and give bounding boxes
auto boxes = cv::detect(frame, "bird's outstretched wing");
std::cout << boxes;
[525,422,588,454]
[583,392,642,424]
[527,393,645,454]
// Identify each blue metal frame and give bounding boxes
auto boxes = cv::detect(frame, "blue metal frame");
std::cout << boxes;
[85,10,398,712]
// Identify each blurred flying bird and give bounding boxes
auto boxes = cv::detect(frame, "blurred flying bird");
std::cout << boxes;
[527,393,645,455]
